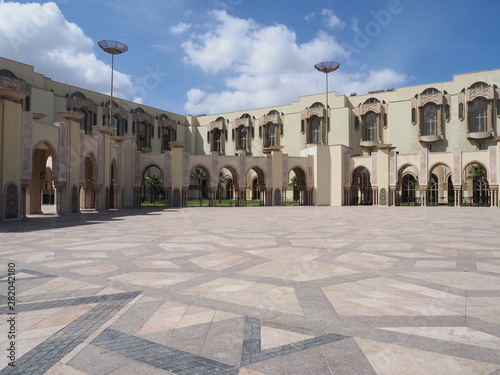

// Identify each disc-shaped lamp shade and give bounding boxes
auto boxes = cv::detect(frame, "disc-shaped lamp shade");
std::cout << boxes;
[98,40,128,55]
[314,61,340,73]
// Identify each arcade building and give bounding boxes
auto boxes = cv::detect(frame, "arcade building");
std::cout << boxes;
[1,56,500,221]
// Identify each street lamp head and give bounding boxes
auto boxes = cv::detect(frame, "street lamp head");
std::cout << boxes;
[314,61,340,74]
[98,40,128,55]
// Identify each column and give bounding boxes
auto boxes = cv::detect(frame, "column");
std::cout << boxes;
[372,188,378,205]
[170,142,185,207]
[420,187,427,206]
[488,100,493,132]
[437,104,442,135]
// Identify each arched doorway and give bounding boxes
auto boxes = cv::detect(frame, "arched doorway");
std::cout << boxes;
[28,142,58,215]
[142,165,164,206]
[351,167,372,205]
[463,163,489,206]
[82,152,97,209]
[216,167,237,206]
[188,166,210,206]
[397,165,419,205]
[427,164,452,206]
[246,167,266,205]
[288,167,307,205]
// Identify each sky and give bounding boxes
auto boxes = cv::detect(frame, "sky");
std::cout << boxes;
[0,0,498,116]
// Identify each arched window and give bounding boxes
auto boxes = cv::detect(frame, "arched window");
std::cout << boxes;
[266,123,277,147]
[77,108,92,135]
[402,175,417,204]
[238,126,248,150]
[471,99,488,132]
[470,82,488,89]
[422,88,439,95]
[364,113,377,142]
[162,127,172,151]
[112,115,120,136]
[138,122,151,149]
[71,91,86,99]
[428,174,438,203]
[215,128,222,152]
[423,104,438,136]
[0,69,16,78]
[310,117,321,144]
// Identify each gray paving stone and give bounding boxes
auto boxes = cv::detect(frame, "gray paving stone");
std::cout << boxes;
[1,207,499,374]
[69,344,133,375]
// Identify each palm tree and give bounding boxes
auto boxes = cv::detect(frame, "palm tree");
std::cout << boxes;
[191,168,206,206]
[218,171,230,203]
[467,164,487,204]
[288,175,298,202]
[142,174,165,206]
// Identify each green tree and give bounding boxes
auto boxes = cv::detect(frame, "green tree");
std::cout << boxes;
[288,175,298,202]
[191,168,207,206]
[218,171,230,203]
[467,164,487,203]
[143,174,165,206]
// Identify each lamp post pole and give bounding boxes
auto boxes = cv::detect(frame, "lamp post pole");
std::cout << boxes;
[314,61,340,145]
[98,40,128,133]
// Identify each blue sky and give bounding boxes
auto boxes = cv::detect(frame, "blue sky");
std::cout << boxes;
[0,0,498,115]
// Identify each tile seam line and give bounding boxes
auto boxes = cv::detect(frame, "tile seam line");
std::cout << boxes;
[59,291,143,365]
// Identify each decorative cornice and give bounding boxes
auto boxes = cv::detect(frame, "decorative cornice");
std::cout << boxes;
[232,117,251,129]
[161,117,178,129]
[67,97,98,113]
[301,107,324,121]
[209,119,225,131]
[134,111,154,124]
[260,113,281,126]
[0,75,30,100]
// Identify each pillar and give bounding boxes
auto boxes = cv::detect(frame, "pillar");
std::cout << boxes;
[270,146,284,205]
[169,142,185,207]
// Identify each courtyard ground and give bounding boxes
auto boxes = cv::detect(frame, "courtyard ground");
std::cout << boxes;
[1,206,500,375]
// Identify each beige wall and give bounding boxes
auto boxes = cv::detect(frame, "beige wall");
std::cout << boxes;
[2,57,500,221]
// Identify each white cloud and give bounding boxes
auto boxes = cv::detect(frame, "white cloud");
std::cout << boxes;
[0,2,135,100]
[182,11,407,115]
[322,9,346,30]
[351,17,359,33]
[169,22,191,35]
[304,12,316,22]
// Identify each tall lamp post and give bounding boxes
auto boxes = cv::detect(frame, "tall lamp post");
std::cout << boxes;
[314,61,340,145]
[98,40,128,134]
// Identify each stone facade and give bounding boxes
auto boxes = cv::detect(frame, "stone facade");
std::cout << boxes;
[1,58,500,220]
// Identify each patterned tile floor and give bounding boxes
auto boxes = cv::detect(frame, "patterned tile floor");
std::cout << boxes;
[1,206,500,374]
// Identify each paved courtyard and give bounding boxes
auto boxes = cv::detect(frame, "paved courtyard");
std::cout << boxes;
[1,206,500,375]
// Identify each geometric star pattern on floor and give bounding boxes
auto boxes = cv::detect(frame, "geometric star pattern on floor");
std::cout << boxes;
[1,206,500,374]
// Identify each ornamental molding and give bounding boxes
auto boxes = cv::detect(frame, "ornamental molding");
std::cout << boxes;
[419,149,428,186]
[489,146,498,185]
[389,150,397,186]
[419,93,441,106]
[21,112,32,181]
[67,97,98,113]
[209,119,225,131]
[301,107,324,121]
[232,117,252,129]
[468,86,495,102]
[0,75,30,96]
[360,102,381,116]
[134,111,154,124]
[160,117,178,130]
[259,113,281,126]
